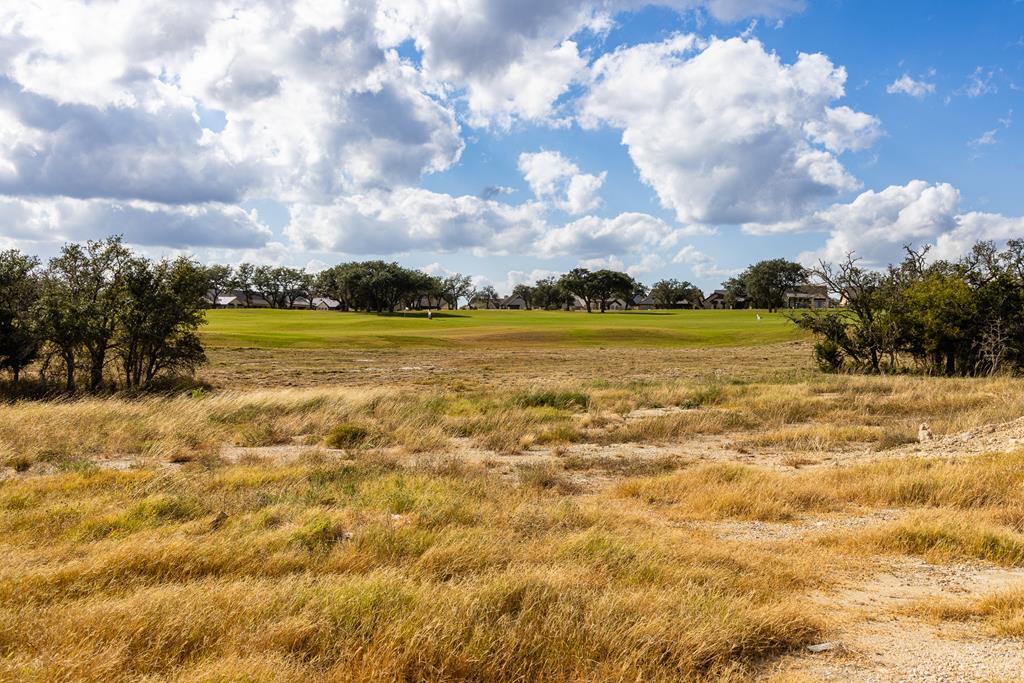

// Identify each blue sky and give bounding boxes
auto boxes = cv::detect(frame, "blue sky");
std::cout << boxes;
[1,0,1022,293]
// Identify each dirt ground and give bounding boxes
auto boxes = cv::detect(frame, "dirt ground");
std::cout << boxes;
[199,341,817,390]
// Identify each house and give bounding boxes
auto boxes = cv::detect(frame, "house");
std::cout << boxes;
[633,295,658,310]
[783,285,830,309]
[499,295,528,310]
[636,295,698,310]
[312,297,341,310]
[465,295,499,309]
[703,290,747,309]
[245,293,272,308]
[409,295,450,310]
[602,298,628,311]
[289,296,312,309]
[216,295,245,308]
[212,289,271,308]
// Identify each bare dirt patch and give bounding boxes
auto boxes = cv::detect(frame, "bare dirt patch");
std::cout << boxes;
[773,558,1024,682]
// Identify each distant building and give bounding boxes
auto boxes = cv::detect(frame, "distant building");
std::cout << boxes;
[211,289,271,308]
[409,295,450,310]
[633,295,658,310]
[783,285,830,309]
[465,295,499,309]
[702,290,747,309]
[602,298,628,311]
[312,297,341,310]
[499,295,528,310]
[215,295,245,308]
[636,294,698,310]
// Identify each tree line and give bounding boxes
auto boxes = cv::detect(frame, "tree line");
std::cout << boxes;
[206,260,713,313]
[790,240,1024,376]
[0,237,208,393]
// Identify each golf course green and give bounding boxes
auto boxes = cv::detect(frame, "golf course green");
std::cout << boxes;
[201,308,807,349]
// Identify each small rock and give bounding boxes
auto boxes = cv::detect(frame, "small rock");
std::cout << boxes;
[209,511,229,530]
[807,641,842,653]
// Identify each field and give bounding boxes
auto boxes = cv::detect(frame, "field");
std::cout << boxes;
[3,309,1024,682]
[200,308,805,349]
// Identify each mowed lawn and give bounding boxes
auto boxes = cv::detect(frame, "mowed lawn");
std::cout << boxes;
[201,308,808,349]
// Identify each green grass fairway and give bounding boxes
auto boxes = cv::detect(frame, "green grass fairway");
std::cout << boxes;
[201,308,807,349]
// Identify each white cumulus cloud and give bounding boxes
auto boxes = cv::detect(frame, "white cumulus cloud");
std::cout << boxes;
[518,150,606,214]
[580,35,876,226]
[792,180,1024,268]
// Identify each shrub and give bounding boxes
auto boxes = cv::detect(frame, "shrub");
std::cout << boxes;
[324,422,371,449]
[513,390,590,410]
[517,463,582,494]
[4,454,32,473]
[234,422,287,447]
[291,515,352,551]
[813,339,844,373]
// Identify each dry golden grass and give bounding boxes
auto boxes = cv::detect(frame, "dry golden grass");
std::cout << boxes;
[0,458,824,682]
[906,587,1024,638]
[4,346,1024,680]
[2,368,1022,469]
[617,451,1024,522]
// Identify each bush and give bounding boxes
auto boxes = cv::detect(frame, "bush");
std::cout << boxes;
[513,390,590,410]
[291,515,352,551]
[4,454,32,473]
[325,422,372,449]
[517,463,582,494]
[813,340,844,373]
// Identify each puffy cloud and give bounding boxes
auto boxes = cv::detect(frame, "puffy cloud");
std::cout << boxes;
[580,35,873,226]
[886,74,936,98]
[790,180,1024,268]
[580,253,667,276]
[284,188,547,256]
[804,106,882,154]
[0,197,272,250]
[932,212,1024,262]
[483,268,563,295]
[0,78,254,204]
[672,244,739,278]
[536,212,694,257]
[809,181,959,265]
[0,0,814,257]
[284,186,701,262]
[377,0,807,129]
[518,150,606,214]
[0,0,463,206]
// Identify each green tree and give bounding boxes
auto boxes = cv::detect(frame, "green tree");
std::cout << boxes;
[558,268,594,312]
[649,279,703,308]
[532,277,573,310]
[232,263,256,307]
[589,270,637,313]
[471,285,500,309]
[42,237,133,392]
[0,250,42,382]
[118,256,209,388]
[739,259,808,312]
[512,284,535,309]
[440,273,474,310]
[204,264,234,306]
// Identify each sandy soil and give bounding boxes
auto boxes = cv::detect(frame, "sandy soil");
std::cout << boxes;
[771,558,1024,682]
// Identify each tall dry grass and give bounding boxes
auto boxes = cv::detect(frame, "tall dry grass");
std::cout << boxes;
[0,457,823,681]
[2,373,1022,468]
